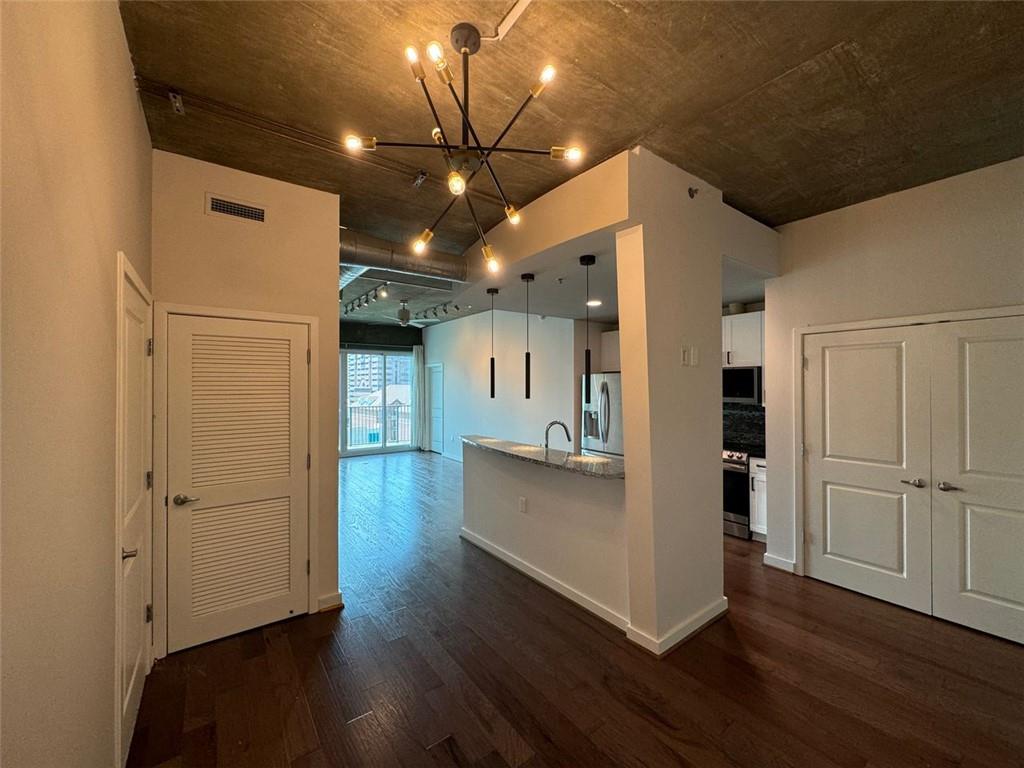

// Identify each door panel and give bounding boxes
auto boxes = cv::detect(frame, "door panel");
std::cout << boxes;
[804,326,932,612]
[429,367,443,454]
[168,315,308,652]
[119,274,151,759]
[931,316,1024,643]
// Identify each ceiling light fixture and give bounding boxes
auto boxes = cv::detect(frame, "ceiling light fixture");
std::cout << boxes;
[346,21,585,272]
[521,273,534,399]
[580,254,596,404]
[487,287,499,399]
[586,298,602,307]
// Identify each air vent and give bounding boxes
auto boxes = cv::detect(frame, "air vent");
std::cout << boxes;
[206,194,265,223]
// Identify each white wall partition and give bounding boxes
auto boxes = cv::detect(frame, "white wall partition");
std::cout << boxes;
[423,310,576,461]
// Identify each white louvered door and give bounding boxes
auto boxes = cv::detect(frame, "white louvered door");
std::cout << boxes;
[167,315,309,652]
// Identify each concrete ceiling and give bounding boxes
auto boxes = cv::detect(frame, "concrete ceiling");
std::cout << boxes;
[120,1,1024,257]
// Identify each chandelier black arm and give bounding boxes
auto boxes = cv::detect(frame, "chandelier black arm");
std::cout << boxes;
[375,141,550,156]
[490,92,535,152]
[444,82,511,209]
[417,80,453,155]
[463,190,489,246]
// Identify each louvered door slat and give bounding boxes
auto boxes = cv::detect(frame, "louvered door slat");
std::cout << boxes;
[167,315,308,652]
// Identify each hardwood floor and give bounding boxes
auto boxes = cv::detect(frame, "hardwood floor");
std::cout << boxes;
[128,451,1024,768]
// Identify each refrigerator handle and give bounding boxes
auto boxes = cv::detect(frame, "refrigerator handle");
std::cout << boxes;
[599,381,611,443]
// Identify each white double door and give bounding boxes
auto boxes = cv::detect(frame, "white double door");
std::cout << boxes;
[805,315,1024,643]
[167,314,310,652]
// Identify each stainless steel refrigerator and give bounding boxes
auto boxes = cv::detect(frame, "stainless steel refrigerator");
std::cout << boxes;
[581,372,624,457]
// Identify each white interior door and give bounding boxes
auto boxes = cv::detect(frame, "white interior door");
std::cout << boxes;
[167,314,309,652]
[429,365,443,454]
[118,266,152,761]
[804,326,933,612]
[931,316,1024,643]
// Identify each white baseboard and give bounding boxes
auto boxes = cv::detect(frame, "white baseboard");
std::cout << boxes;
[625,596,729,656]
[763,553,797,573]
[317,591,344,612]
[459,527,629,630]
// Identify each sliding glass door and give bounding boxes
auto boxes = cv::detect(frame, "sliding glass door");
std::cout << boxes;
[341,350,413,454]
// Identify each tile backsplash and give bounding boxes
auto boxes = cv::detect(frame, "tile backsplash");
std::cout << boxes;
[723,403,765,454]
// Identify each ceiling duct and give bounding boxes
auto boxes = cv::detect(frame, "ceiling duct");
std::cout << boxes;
[339,264,368,289]
[339,229,467,283]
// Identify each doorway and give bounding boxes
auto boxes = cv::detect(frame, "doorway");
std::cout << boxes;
[341,349,414,454]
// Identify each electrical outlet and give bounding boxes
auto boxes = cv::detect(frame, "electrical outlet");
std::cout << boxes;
[518,496,527,514]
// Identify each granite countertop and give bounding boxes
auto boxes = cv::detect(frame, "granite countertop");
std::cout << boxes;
[461,435,625,479]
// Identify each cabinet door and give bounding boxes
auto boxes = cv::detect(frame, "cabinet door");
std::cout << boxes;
[728,311,763,367]
[721,316,731,365]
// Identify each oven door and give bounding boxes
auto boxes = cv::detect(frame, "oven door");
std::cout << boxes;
[723,463,751,539]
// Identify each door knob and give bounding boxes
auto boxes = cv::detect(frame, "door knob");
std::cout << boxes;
[173,494,201,506]
[900,478,926,488]
[937,481,962,492]
[121,547,138,560]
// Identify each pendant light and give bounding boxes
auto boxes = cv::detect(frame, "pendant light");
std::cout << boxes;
[580,255,596,403]
[487,287,499,399]
[521,273,534,399]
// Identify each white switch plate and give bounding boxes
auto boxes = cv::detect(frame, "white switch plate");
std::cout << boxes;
[518,496,527,514]
[680,345,700,367]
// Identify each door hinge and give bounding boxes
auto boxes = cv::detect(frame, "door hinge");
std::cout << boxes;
[306,348,311,365]
[146,338,154,356]
[145,470,153,489]
[306,559,311,575]
[145,604,153,623]
[306,453,311,470]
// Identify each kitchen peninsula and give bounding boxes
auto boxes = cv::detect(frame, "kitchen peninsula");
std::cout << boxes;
[460,436,628,630]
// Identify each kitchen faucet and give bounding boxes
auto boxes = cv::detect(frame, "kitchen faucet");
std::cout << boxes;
[544,420,572,450]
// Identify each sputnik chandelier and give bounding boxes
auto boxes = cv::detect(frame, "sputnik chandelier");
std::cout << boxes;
[344,22,583,275]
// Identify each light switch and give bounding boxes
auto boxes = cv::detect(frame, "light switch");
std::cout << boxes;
[518,496,527,514]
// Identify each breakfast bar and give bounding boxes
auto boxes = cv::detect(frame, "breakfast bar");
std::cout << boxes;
[460,435,628,629]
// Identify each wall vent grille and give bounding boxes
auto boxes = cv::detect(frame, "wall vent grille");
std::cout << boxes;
[207,195,265,222]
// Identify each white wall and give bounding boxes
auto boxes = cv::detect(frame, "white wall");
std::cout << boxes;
[764,157,1024,568]
[423,310,576,460]
[1,2,153,764]
[151,150,341,607]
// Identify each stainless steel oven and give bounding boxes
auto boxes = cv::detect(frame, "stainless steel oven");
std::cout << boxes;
[723,366,762,405]
[723,450,750,539]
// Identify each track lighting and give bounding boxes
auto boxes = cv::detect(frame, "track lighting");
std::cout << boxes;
[412,228,433,254]
[504,205,521,226]
[371,290,378,302]
[344,135,377,151]
[405,46,425,80]
[447,170,466,196]
[379,283,389,298]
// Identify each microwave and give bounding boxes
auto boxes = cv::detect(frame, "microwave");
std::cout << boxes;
[723,366,762,405]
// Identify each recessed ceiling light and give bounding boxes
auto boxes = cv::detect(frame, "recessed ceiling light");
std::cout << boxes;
[586,299,602,307]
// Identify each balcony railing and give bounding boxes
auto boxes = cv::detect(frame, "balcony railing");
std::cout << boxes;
[345,404,412,450]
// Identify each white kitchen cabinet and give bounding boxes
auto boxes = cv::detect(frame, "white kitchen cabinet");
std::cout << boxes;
[749,457,767,536]
[722,311,763,367]
[601,330,620,372]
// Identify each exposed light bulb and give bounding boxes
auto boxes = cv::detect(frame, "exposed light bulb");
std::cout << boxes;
[504,205,521,226]
[586,299,602,307]
[405,46,425,80]
[482,244,501,273]
[447,170,466,196]
[412,228,433,254]
[344,135,376,151]
[426,41,445,64]
[531,64,557,97]
[431,127,444,145]
[565,146,583,162]
[379,284,389,298]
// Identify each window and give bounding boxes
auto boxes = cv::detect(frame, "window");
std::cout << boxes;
[341,350,413,453]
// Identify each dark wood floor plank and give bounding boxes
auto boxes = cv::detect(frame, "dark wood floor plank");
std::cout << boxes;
[128,452,1024,768]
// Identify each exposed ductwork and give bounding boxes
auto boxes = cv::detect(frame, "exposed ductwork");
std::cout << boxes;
[339,229,467,283]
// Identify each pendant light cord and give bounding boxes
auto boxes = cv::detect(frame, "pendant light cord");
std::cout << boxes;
[491,292,495,355]
[526,280,530,351]
[585,263,590,340]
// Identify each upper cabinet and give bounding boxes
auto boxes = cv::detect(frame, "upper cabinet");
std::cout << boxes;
[722,311,763,367]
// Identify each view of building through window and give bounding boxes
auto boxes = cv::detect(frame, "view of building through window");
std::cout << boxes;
[343,351,413,451]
